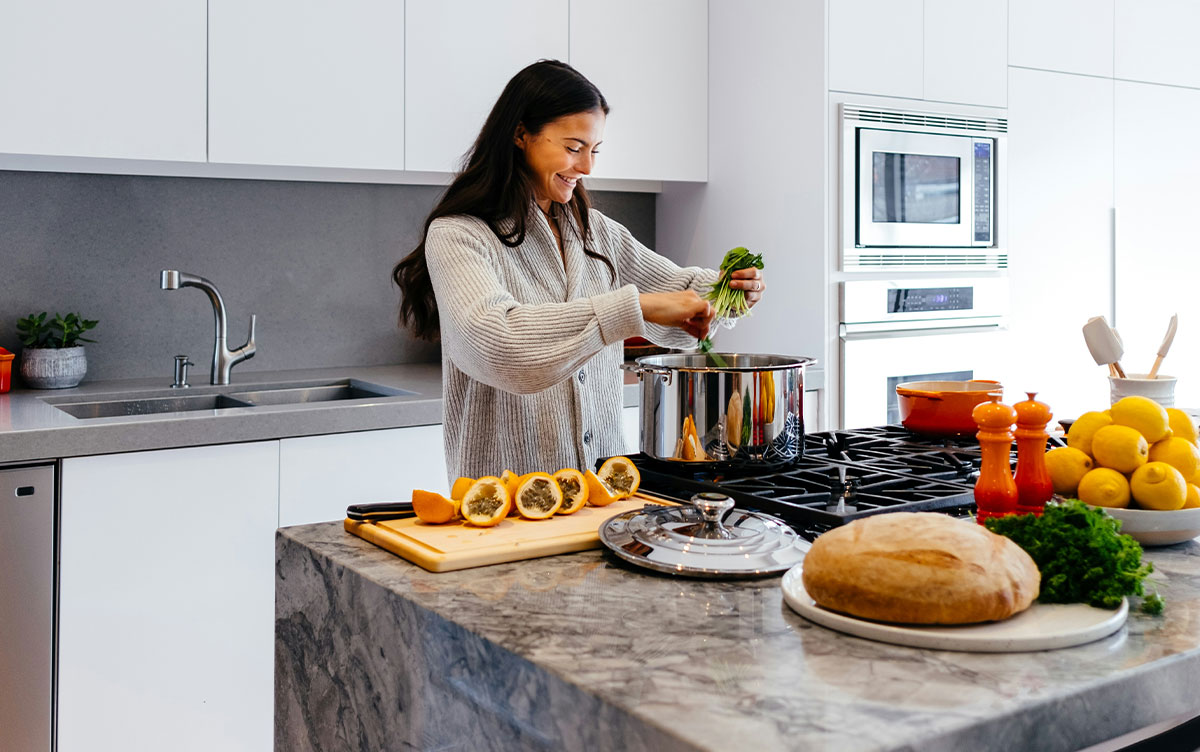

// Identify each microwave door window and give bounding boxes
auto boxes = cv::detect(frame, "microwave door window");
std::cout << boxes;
[872,152,961,225]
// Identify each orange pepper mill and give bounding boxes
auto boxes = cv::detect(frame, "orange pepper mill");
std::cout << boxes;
[1013,392,1054,516]
[972,394,1018,524]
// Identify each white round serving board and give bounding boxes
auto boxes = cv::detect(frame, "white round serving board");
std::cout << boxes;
[781,565,1128,652]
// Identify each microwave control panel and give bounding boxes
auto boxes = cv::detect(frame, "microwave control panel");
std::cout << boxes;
[973,140,993,244]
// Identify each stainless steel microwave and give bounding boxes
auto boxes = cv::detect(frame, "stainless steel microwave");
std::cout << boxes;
[841,104,1007,268]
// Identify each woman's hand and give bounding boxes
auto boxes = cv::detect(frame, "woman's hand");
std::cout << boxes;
[640,291,715,340]
[729,268,766,309]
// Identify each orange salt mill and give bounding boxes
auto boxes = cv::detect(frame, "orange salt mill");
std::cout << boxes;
[1013,392,1054,516]
[972,394,1018,524]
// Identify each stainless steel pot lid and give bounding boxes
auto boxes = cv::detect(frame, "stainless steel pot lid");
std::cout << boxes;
[599,492,808,578]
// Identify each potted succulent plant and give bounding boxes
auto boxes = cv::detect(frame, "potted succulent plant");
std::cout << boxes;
[17,312,98,389]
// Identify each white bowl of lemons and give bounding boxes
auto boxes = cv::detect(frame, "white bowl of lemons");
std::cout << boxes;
[1047,396,1200,545]
[1089,505,1200,546]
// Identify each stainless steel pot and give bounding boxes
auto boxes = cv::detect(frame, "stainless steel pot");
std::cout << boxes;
[630,353,817,466]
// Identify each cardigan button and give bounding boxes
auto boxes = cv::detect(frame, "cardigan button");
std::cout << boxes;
[577,370,587,384]
[582,430,593,445]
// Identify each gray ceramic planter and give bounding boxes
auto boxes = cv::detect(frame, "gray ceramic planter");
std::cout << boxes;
[21,346,87,389]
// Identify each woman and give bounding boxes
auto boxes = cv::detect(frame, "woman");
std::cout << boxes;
[393,60,765,481]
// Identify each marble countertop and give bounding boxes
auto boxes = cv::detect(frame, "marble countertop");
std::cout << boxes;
[277,522,1200,752]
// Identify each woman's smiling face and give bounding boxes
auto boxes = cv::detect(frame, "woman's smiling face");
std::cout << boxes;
[516,109,605,210]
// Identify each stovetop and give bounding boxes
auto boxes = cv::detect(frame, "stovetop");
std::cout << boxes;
[614,426,1065,541]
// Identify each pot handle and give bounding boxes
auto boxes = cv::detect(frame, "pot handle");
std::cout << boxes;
[631,362,673,386]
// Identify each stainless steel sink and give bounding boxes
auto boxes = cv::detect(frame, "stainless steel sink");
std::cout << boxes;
[54,394,255,419]
[227,380,413,405]
[47,379,417,420]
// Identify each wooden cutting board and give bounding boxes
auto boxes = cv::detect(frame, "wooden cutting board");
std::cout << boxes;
[344,494,673,573]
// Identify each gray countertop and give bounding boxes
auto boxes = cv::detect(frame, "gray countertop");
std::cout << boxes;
[0,364,443,463]
[0,363,646,463]
[276,522,1200,752]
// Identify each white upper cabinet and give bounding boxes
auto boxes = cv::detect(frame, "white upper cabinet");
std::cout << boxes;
[1114,80,1200,407]
[829,0,1006,106]
[208,0,405,169]
[924,0,1008,107]
[1009,0,1114,76]
[0,0,206,161]
[405,0,567,174]
[1115,0,1200,88]
[569,0,708,181]
[829,0,924,100]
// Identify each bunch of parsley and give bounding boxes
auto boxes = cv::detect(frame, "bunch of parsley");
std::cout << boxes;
[985,499,1157,611]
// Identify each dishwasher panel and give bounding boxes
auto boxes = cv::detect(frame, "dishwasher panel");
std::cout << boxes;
[0,463,55,752]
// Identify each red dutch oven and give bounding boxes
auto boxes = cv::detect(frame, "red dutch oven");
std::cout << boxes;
[895,380,1004,436]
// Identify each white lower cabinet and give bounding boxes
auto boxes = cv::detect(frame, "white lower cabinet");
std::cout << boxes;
[279,425,448,527]
[58,442,279,752]
[621,406,640,455]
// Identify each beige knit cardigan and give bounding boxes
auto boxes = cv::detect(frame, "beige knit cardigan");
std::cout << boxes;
[424,205,717,481]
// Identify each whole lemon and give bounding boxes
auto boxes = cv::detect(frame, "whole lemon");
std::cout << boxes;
[1091,424,1149,473]
[1130,462,1187,510]
[1043,446,1094,496]
[1148,436,1200,479]
[1111,395,1171,443]
[1066,411,1114,457]
[1167,408,1199,445]
[1186,484,1200,509]
[1077,467,1131,508]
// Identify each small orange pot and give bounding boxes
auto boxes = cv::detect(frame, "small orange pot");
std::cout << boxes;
[895,380,1003,436]
[0,347,13,394]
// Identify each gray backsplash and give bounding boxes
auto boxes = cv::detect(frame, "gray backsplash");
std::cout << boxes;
[0,170,654,384]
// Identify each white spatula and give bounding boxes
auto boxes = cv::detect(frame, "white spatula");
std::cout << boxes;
[1148,314,1178,379]
[1082,316,1126,378]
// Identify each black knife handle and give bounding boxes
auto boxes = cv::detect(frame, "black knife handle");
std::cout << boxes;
[346,501,415,522]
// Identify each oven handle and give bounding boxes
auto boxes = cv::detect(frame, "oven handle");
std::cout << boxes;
[840,322,1004,341]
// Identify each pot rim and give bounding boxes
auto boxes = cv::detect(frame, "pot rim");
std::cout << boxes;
[634,353,817,373]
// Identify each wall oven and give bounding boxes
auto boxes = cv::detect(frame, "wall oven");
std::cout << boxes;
[841,104,1007,270]
[839,277,1009,429]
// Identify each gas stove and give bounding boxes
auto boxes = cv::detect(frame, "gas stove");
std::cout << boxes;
[613,426,1064,541]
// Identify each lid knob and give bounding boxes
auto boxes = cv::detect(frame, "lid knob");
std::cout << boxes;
[689,492,736,539]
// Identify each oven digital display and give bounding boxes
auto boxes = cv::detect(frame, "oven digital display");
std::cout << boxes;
[887,286,973,313]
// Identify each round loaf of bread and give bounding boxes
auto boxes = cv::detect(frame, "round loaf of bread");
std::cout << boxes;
[801,512,1040,625]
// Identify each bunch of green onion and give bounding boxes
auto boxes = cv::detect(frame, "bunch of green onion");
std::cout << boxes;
[698,247,764,366]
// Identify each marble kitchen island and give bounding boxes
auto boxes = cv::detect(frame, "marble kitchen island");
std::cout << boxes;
[275,522,1200,752]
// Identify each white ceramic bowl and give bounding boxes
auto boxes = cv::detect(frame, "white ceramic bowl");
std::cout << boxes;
[1087,504,1200,546]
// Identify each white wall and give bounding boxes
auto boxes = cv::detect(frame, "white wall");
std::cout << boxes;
[656,0,828,420]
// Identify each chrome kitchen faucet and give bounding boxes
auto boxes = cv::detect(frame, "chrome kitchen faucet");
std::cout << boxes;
[160,270,257,385]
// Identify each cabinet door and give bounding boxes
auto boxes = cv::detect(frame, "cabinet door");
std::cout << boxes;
[924,0,1008,107]
[279,425,447,527]
[1006,68,1114,419]
[405,0,567,173]
[209,0,405,169]
[1115,0,1200,89]
[0,0,205,161]
[1009,0,1113,76]
[829,0,924,99]
[58,443,279,752]
[1114,80,1200,407]
[621,406,640,455]
[569,0,707,181]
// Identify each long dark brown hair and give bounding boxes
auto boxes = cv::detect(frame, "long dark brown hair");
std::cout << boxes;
[393,59,612,341]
